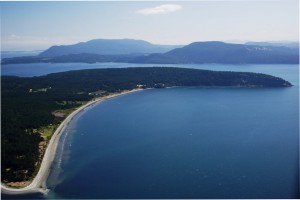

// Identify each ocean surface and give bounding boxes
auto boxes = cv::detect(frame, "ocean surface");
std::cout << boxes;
[1,64,299,199]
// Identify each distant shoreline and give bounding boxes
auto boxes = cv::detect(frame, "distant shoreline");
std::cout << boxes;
[1,88,143,195]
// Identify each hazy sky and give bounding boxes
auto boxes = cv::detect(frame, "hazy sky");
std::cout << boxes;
[1,1,299,50]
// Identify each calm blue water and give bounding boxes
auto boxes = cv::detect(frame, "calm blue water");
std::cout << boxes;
[1,62,177,77]
[1,64,299,199]
[47,88,298,199]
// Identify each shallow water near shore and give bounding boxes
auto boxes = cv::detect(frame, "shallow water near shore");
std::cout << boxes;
[2,64,299,199]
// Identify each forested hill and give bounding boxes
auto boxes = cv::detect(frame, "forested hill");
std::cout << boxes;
[1,67,292,184]
[3,67,292,91]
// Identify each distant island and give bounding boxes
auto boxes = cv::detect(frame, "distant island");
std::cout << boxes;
[2,39,299,64]
[1,67,292,193]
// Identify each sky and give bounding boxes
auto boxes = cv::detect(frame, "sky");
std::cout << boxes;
[1,0,299,51]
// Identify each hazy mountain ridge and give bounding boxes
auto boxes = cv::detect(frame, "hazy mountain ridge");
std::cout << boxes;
[2,40,298,64]
[133,41,299,64]
[39,39,182,57]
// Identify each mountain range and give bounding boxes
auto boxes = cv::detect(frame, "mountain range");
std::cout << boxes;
[39,39,182,57]
[2,39,299,64]
[133,41,299,64]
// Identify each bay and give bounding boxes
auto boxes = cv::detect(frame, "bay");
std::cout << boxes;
[48,88,298,198]
[2,64,299,199]
[45,65,298,199]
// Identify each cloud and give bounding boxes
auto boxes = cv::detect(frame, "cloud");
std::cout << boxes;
[10,34,21,39]
[136,4,182,15]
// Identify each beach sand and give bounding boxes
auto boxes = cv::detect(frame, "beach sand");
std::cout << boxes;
[1,89,143,195]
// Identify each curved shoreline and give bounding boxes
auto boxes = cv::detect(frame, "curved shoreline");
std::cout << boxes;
[1,89,143,195]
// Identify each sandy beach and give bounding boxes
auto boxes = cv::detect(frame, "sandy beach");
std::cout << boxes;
[1,89,143,195]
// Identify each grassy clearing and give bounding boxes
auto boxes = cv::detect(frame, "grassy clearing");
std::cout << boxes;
[39,125,57,141]
[40,101,88,141]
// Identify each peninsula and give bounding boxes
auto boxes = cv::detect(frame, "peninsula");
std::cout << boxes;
[1,67,292,194]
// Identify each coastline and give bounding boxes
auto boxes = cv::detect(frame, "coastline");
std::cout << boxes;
[1,88,143,195]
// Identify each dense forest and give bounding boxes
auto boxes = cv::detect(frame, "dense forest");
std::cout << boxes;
[1,67,292,184]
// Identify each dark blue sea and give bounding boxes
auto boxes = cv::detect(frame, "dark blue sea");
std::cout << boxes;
[1,64,299,199]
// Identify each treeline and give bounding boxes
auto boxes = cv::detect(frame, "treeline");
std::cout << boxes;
[39,67,292,89]
[1,67,292,183]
